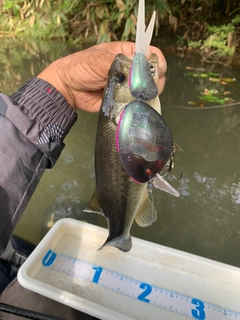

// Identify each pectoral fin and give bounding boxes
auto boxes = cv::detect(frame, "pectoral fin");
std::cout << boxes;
[83,192,103,215]
[135,189,157,227]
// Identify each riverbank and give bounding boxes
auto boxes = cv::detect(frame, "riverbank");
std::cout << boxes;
[1,0,240,65]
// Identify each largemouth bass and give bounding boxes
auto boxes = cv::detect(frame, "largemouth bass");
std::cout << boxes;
[84,54,162,252]
[84,0,179,252]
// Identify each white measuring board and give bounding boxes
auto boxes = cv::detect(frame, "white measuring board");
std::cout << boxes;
[18,218,240,320]
[42,249,240,320]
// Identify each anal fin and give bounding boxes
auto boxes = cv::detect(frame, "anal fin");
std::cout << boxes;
[83,191,103,215]
[135,189,157,227]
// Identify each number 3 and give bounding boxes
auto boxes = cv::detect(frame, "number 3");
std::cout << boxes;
[191,298,206,320]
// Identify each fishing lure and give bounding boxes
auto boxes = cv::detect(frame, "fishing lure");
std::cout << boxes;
[129,0,158,101]
[116,100,173,183]
[116,100,180,197]
[116,0,180,197]
[129,53,158,101]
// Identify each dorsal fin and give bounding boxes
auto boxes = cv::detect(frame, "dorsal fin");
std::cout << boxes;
[83,191,103,215]
[135,189,157,227]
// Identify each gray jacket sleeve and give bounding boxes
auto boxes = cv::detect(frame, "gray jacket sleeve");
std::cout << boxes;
[0,78,77,254]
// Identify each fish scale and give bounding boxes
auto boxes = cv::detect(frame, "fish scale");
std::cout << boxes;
[96,111,132,239]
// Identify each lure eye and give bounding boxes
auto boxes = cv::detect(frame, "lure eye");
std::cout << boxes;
[145,168,153,177]
[114,72,125,83]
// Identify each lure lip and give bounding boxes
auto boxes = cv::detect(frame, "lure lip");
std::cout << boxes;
[129,0,158,101]
[135,0,156,56]
[151,173,180,197]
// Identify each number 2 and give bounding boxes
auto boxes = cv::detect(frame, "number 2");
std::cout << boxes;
[137,283,152,303]
[191,298,206,320]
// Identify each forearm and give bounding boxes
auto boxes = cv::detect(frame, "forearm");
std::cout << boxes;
[0,78,77,254]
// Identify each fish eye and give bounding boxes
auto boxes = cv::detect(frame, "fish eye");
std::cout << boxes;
[114,72,125,83]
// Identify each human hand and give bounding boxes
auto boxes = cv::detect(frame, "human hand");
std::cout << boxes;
[37,41,167,112]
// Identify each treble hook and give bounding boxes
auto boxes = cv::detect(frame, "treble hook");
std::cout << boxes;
[162,145,183,180]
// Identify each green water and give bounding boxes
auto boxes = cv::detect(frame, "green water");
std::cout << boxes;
[1,39,240,267]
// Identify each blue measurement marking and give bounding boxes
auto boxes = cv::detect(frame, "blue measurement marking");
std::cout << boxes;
[92,266,102,284]
[42,249,240,319]
[137,283,152,303]
[192,298,206,320]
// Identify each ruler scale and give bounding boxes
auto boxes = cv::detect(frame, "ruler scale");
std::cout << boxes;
[42,249,240,320]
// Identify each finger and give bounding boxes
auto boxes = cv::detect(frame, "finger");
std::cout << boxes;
[74,90,103,112]
[157,75,166,95]
[94,41,136,57]
[81,42,135,87]
[94,41,167,79]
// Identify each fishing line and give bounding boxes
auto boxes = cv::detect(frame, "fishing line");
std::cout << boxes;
[162,101,240,110]
[163,102,240,138]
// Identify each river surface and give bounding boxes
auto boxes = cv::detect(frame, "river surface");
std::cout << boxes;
[1,38,240,267]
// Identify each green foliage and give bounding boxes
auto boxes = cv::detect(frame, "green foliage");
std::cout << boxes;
[0,0,239,64]
[188,40,202,49]
[152,0,171,18]
[1,0,85,40]
[188,22,237,63]
[231,14,240,24]
[1,0,170,43]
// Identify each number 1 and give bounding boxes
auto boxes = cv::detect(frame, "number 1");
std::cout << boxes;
[92,266,103,284]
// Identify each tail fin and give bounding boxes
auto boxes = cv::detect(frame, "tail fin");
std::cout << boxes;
[99,234,132,252]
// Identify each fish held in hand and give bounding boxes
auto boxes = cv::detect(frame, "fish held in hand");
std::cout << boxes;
[84,0,179,252]
[84,54,161,252]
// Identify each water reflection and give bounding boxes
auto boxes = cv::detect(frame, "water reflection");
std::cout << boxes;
[156,54,240,265]
[1,39,240,267]
[0,38,86,95]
